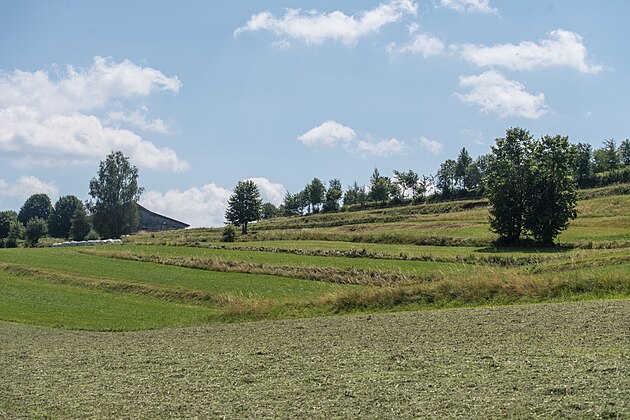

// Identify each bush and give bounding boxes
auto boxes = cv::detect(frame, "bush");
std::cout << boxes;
[3,220,25,248]
[222,225,237,242]
[25,217,48,247]
[85,229,101,241]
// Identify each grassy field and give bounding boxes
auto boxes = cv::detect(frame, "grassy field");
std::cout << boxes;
[0,185,628,417]
[1,299,627,418]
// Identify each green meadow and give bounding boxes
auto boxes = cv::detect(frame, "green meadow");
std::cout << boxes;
[0,184,628,417]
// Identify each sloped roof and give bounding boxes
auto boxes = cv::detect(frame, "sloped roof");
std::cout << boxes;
[136,203,190,228]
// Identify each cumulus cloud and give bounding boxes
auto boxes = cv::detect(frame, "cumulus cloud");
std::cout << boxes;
[0,175,59,200]
[107,106,171,134]
[245,177,287,205]
[298,120,356,146]
[456,70,548,119]
[140,183,232,228]
[0,56,188,172]
[439,0,498,15]
[457,29,603,74]
[235,0,417,46]
[417,136,445,154]
[387,24,445,57]
[355,138,408,157]
[298,120,409,158]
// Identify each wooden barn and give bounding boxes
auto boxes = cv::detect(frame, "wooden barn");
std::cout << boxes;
[136,204,189,232]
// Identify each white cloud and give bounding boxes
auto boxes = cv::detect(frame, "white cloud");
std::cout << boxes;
[298,120,356,146]
[387,24,445,56]
[298,120,410,158]
[461,128,485,146]
[0,108,189,172]
[140,177,288,228]
[245,177,287,205]
[0,57,188,172]
[0,56,181,114]
[417,136,445,154]
[235,0,417,46]
[271,39,292,49]
[0,175,59,200]
[354,138,408,157]
[457,29,603,74]
[107,106,171,134]
[140,183,232,228]
[457,70,548,119]
[439,0,498,15]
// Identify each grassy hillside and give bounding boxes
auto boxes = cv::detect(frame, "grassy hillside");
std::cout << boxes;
[0,184,628,418]
[0,184,628,330]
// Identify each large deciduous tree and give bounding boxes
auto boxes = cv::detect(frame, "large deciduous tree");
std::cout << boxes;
[524,135,577,244]
[18,193,53,225]
[225,180,262,234]
[48,195,84,239]
[485,128,577,245]
[88,151,143,239]
[485,127,533,243]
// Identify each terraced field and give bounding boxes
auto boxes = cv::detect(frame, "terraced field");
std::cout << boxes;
[0,184,628,417]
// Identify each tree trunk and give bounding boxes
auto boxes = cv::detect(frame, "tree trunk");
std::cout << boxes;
[241,222,247,235]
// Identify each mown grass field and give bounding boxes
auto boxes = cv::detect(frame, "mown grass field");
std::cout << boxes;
[0,184,628,417]
[1,300,628,418]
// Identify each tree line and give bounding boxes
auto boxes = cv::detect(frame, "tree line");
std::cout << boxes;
[0,151,142,247]
[225,129,629,244]
[235,134,629,220]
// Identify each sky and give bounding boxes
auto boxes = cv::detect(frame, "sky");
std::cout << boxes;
[1,0,628,227]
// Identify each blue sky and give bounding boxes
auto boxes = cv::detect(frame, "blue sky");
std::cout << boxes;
[1,0,628,226]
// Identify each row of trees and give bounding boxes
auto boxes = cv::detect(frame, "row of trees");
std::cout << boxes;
[574,139,630,187]
[261,137,629,219]
[0,194,91,248]
[224,129,625,244]
[0,151,143,247]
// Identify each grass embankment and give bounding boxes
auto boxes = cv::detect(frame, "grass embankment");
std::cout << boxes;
[1,299,627,418]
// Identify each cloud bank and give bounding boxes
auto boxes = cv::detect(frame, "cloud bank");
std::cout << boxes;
[0,56,188,172]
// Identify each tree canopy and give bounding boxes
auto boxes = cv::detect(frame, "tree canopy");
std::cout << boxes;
[18,194,53,225]
[225,180,262,234]
[485,127,577,244]
[88,151,143,239]
[48,195,84,239]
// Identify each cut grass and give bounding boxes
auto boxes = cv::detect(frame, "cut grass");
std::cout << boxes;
[1,299,627,418]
